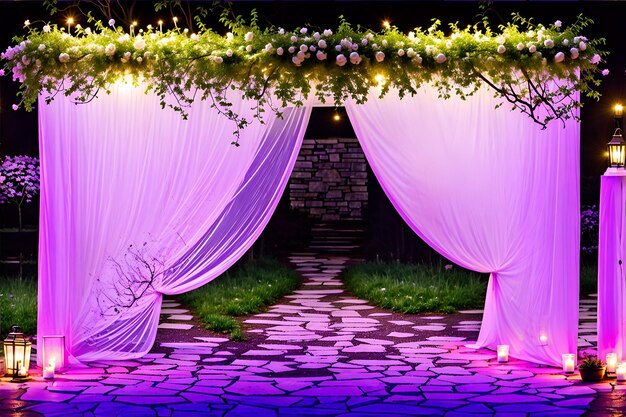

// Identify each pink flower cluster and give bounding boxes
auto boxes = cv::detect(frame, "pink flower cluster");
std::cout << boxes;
[1,41,30,82]
[0,155,40,205]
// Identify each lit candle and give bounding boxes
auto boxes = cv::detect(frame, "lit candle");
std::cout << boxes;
[606,353,618,374]
[616,363,626,381]
[173,16,178,29]
[158,20,163,33]
[18,365,27,377]
[539,334,548,346]
[562,353,576,374]
[67,17,74,33]
[43,365,55,380]
[497,345,509,363]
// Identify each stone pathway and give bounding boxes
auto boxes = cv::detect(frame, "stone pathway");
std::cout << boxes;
[1,228,624,416]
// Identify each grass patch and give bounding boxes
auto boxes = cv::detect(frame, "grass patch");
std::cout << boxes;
[0,277,37,337]
[179,258,300,340]
[580,263,598,296]
[344,262,489,314]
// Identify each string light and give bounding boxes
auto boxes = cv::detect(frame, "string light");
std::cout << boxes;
[374,73,387,86]
[130,21,137,36]
[66,17,74,33]
[158,19,163,33]
[333,110,341,122]
[615,103,623,118]
[173,16,178,29]
[382,20,391,30]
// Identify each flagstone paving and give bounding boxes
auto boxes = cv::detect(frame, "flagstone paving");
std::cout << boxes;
[1,228,623,416]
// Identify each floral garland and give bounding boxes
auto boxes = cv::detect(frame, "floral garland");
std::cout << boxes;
[1,13,607,141]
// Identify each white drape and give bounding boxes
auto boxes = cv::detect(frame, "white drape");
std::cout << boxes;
[38,85,311,363]
[346,87,580,365]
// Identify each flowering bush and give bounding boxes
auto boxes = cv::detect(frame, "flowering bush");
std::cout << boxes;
[0,155,40,230]
[0,12,607,142]
[581,204,599,255]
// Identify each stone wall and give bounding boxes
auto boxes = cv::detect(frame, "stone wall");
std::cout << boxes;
[289,138,368,221]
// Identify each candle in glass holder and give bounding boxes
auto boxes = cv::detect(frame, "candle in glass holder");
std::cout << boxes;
[43,365,55,380]
[562,354,576,374]
[606,353,618,374]
[616,364,626,381]
[497,345,509,363]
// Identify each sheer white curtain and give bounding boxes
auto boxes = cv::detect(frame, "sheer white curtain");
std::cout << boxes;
[38,85,311,363]
[346,87,579,365]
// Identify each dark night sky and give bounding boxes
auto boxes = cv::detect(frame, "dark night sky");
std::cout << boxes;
[1,1,625,203]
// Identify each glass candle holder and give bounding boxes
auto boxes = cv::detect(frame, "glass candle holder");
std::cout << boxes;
[497,345,509,363]
[606,353,618,374]
[42,335,66,371]
[562,353,576,374]
[616,363,626,381]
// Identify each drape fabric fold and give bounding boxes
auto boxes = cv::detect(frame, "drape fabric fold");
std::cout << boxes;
[345,87,580,365]
[39,83,579,367]
[38,86,311,363]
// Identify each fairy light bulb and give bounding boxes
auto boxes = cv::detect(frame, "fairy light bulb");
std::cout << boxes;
[382,20,391,30]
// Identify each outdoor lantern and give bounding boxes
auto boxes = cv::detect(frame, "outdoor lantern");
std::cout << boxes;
[615,104,624,118]
[42,335,66,372]
[608,128,626,168]
[3,325,32,380]
[617,363,626,382]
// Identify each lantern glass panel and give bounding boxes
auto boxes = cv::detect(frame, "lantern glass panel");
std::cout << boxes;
[609,143,626,167]
[42,335,66,370]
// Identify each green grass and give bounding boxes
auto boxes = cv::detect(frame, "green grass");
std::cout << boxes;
[0,277,37,337]
[344,262,490,314]
[179,258,300,340]
[580,263,598,296]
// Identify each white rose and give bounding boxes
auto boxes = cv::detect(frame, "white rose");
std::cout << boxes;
[544,39,554,48]
[412,55,422,65]
[264,43,274,53]
[213,56,223,64]
[397,48,405,57]
[516,42,524,51]
[318,39,327,49]
[105,43,116,56]
[245,32,254,42]
[497,45,506,54]
[144,51,151,59]
[227,32,234,41]
[190,33,199,41]
[246,45,253,52]
[407,48,416,58]
[554,52,565,63]
[276,47,283,56]
[579,41,587,51]
[435,53,446,64]
[278,28,285,35]
[528,45,537,53]
[350,51,361,64]
[336,54,347,66]
[38,44,46,52]
[562,39,569,46]
[290,35,298,43]
[123,51,131,59]
[375,51,385,62]
[226,49,233,57]
[570,48,579,59]
[136,56,143,63]
[133,37,146,50]
[58,52,70,63]
[382,39,388,47]
[590,54,601,64]
[574,37,580,44]
[43,25,50,33]
[316,50,327,60]
[323,29,332,36]
[496,36,505,45]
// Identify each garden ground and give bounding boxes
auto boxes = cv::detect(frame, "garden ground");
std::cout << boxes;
[0,226,620,417]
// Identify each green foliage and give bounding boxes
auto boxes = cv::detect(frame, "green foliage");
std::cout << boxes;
[580,264,597,296]
[0,277,37,338]
[1,11,607,140]
[579,354,604,369]
[344,262,488,314]
[179,259,300,340]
